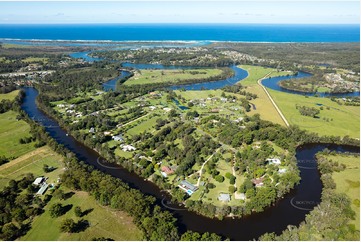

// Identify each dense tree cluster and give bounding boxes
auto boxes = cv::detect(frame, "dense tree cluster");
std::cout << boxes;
[91,48,235,67]
[17,109,226,240]
[0,174,46,240]
[0,89,24,114]
[259,151,360,241]
[296,105,320,118]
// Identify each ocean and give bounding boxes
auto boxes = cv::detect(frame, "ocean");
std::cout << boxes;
[0,24,359,42]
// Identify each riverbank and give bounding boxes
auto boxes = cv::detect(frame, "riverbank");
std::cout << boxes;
[21,84,361,240]
[278,79,360,96]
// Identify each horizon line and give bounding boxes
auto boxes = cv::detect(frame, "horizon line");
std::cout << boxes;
[0,22,359,25]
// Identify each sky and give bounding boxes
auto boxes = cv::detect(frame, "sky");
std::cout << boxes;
[0,0,359,24]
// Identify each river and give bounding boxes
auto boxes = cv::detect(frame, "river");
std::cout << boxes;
[261,72,360,98]
[19,51,359,240]
[21,86,359,240]
[70,51,360,97]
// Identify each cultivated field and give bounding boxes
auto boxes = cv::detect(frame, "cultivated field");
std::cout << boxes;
[124,68,223,85]
[238,65,288,126]
[267,89,360,138]
[0,145,64,189]
[0,110,36,159]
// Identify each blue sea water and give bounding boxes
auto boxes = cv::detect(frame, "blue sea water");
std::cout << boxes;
[0,24,359,42]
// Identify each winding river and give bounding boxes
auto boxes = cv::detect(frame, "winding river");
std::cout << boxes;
[261,72,360,98]
[20,88,359,240]
[19,51,359,240]
[71,51,360,97]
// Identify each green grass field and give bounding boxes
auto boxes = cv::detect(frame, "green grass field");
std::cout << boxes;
[238,65,286,125]
[267,89,360,138]
[0,140,142,240]
[114,148,134,159]
[22,57,49,63]
[126,116,159,136]
[124,68,223,85]
[174,90,224,100]
[0,110,36,159]
[22,190,142,241]
[0,146,64,189]
[1,43,29,49]
[0,90,19,101]
[329,154,360,230]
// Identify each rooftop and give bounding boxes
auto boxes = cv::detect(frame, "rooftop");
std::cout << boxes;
[218,193,231,202]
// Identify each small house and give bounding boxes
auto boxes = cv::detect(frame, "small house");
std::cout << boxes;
[218,193,231,202]
[36,183,49,195]
[122,144,136,152]
[221,97,227,102]
[278,168,287,174]
[161,166,174,176]
[267,158,281,166]
[252,177,264,188]
[112,134,124,142]
[178,180,198,195]
[33,177,44,186]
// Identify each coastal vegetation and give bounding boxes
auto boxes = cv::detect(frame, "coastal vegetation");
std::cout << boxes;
[210,42,360,73]
[124,68,233,86]
[260,150,360,241]
[0,42,359,240]
[279,74,359,94]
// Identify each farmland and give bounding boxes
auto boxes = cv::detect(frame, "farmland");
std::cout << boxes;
[124,68,225,85]
[0,110,36,159]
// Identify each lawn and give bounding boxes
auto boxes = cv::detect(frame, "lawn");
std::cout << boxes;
[329,154,360,230]
[21,190,142,241]
[114,148,134,159]
[22,57,49,63]
[174,90,224,100]
[267,89,360,138]
[197,158,245,207]
[0,146,64,189]
[0,90,19,101]
[238,65,286,126]
[124,68,224,85]
[126,116,159,136]
[0,110,36,159]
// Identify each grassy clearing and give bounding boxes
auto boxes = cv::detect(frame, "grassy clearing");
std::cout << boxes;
[0,146,64,189]
[329,154,360,230]
[267,89,360,138]
[0,90,19,101]
[114,148,134,159]
[1,43,29,49]
[126,116,159,136]
[22,190,142,241]
[0,110,36,159]
[238,65,286,125]
[174,90,224,100]
[0,141,142,240]
[124,68,223,85]
[22,57,49,63]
